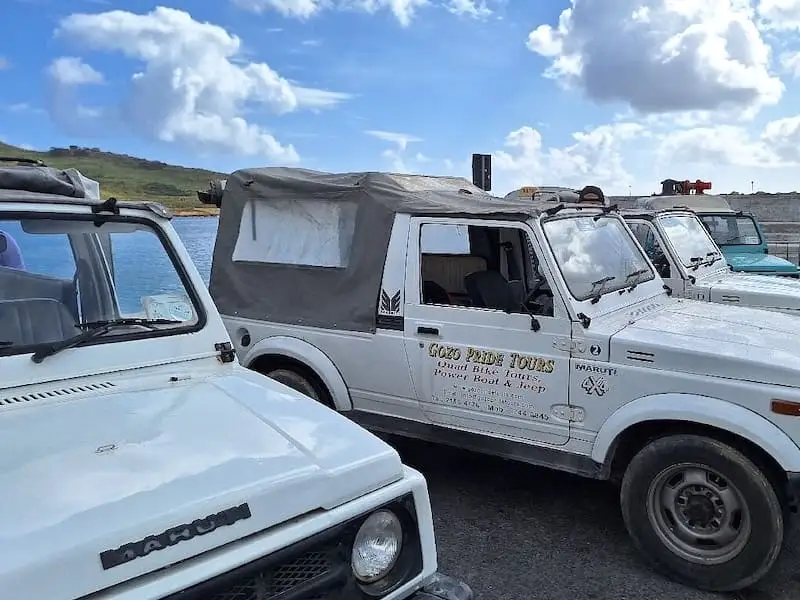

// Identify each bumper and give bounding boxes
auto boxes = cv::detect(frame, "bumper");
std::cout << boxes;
[411,573,474,600]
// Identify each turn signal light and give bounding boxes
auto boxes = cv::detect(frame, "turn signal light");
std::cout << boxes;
[771,399,800,417]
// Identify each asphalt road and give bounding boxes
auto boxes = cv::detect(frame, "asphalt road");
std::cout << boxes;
[389,437,800,600]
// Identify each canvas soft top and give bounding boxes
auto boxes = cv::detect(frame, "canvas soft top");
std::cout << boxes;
[208,166,583,333]
[205,167,544,216]
[633,194,735,213]
[0,163,172,218]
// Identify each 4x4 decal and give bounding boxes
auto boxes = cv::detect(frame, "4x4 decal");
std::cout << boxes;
[380,289,401,314]
[580,375,608,397]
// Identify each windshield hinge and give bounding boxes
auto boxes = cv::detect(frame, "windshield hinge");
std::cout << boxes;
[576,312,591,328]
[215,341,236,363]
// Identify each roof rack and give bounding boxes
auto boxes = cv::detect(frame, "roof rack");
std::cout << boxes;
[0,156,46,167]
[0,163,100,200]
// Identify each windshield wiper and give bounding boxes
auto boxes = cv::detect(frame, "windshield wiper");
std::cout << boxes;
[704,251,722,266]
[620,268,649,293]
[588,276,616,304]
[688,256,703,271]
[31,318,182,363]
[78,317,182,330]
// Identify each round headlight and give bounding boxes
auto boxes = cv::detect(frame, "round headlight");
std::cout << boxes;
[351,509,403,583]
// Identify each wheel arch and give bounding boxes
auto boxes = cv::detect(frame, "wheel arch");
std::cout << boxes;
[593,394,800,492]
[242,335,353,412]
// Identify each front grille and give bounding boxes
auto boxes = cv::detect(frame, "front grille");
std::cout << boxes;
[163,494,422,600]
[166,538,345,600]
[209,548,334,600]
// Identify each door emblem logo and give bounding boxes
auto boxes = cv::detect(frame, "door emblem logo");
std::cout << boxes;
[580,375,607,397]
[380,289,401,314]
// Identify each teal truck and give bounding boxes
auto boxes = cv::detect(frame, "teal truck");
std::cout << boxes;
[632,180,799,277]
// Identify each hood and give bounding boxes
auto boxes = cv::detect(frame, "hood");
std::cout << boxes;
[610,299,800,388]
[725,251,798,273]
[703,272,800,313]
[0,370,403,600]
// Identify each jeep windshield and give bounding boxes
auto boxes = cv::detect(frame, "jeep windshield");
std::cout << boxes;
[542,213,655,302]
[698,214,762,246]
[0,214,200,358]
[656,214,722,268]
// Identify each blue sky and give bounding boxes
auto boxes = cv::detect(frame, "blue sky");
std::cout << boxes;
[2,0,800,195]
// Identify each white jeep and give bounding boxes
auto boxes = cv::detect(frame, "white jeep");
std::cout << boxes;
[508,186,800,315]
[621,203,800,314]
[0,161,472,600]
[201,167,800,593]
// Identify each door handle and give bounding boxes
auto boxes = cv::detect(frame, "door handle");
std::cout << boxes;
[417,326,440,336]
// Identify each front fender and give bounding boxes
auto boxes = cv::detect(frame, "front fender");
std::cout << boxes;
[592,393,800,472]
[242,335,353,411]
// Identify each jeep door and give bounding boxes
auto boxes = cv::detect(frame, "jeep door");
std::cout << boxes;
[402,216,572,446]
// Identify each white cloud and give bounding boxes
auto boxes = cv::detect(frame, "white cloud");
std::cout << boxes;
[365,129,422,150]
[231,0,322,18]
[655,116,800,169]
[231,0,497,26]
[365,129,426,171]
[527,0,783,117]
[46,57,104,85]
[53,6,352,162]
[491,122,646,194]
[3,103,45,115]
[446,0,492,18]
[758,0,800,30]
[780,51,800,77]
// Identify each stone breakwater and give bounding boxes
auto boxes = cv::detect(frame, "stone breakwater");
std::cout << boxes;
[609,192,800,265]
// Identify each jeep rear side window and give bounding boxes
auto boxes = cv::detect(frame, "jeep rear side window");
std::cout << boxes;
[418,222,555,317]
[232,198,358,268]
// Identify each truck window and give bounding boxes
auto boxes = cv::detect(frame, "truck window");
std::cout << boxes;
[628,221,670,278]
[543,215,655,301]
[699,215,761,246]
[418,222,554,317]
[232,198,358,268]
[0,221,76,279]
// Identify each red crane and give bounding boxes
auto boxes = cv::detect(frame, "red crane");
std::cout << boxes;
[659,178,712,195]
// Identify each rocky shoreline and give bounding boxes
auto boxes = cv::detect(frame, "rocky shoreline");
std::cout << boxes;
[172,207,219,217]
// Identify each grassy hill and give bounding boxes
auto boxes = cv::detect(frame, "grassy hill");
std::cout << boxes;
[0,141,226,215]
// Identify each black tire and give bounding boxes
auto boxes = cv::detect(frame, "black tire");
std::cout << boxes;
[620,434,783,592]
[267,367,326,405]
